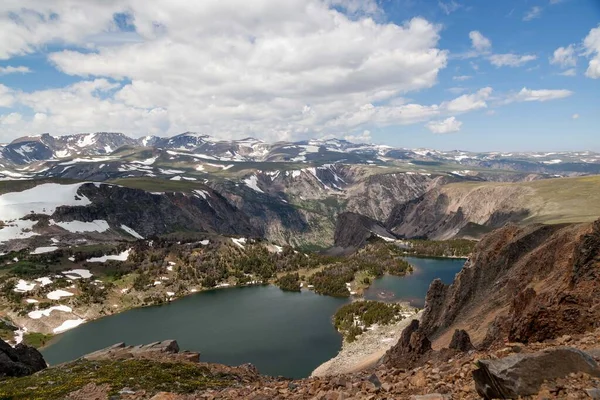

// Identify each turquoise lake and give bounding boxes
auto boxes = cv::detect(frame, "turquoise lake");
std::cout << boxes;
[42,257,465,378]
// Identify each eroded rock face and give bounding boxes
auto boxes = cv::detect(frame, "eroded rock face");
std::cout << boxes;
[472,347,600,399]
[415,220,600,348]
[0,339,47,377]
[382,320,432,369]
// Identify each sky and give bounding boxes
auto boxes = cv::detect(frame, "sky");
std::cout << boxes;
[0,0,599,151]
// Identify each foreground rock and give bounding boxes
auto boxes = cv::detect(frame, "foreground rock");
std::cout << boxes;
[83,340,201,363]
[473,347,600,399]
[0,338,46,377]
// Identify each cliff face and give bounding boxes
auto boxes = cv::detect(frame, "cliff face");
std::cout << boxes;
[51,183,258,238]
[407,219,600,350]
[333,212,396,249]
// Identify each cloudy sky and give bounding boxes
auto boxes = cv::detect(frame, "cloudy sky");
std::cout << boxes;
[0,0,599,151]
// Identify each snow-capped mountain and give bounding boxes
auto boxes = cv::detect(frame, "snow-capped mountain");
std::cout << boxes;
[0,132,599,177]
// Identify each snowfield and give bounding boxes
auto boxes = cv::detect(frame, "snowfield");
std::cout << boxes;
[51,219,110,233]
[0,183,92,221]
[53,319,86,333]
[28,305,73,319]
[47,289,75,300]
[30,246,59,254]
[87,249,131,263]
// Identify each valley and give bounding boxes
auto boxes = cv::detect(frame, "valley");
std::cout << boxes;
[0,132,599,398]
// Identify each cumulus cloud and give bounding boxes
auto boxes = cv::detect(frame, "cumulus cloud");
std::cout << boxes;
[559,68,576,77]
[583,25,600,79]
[439,1,462,15]
[511,87,573,102]
[550,45,577,68]
[452,75,471,81]
[489,53,537,67]
[425,117,462,134]
[344,130,372,143]
[0,66,31,75]
[523,6,542,21]
[0,0,450,140]
[443,87,492,113]
[469,31,492,53]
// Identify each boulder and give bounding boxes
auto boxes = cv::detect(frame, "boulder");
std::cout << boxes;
[472,347,600,399]
[383,320,432,368]
[0,339,47,377]
[448,329,475,352]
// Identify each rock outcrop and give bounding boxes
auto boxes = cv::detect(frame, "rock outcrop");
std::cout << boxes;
[0,339,46,377]
[333,212,397,249]
[472,347,600,399]
[381,319,432,369]
[414,220,600,348]
[83,340,201,363]
[449,329,475,352]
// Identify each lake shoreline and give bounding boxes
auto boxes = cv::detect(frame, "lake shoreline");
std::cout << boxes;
[311,309,422,377]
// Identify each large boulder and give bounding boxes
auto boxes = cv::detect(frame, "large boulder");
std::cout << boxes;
[472,347,600,399]
[0,339,47,377]
[449,329,475,352]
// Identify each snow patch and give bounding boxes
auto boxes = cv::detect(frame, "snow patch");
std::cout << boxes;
[54,319,85,333]
[47,289,74,300]
[30,246,58,255]
[121,225,144,239]
[62,269,93,279]
[28,305,73,319]
[87,249,131,263]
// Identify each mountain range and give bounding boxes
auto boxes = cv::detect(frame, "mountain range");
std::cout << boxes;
[1,131,599,253]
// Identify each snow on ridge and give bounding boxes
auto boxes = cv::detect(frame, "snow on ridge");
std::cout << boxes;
[28,305,73,319]
[87,249,131,263]
[61,269,93,279]
[121,225,144,239]
[30,246,58,255]
[47,290,74,300]
[51,219,110,233]
[231,237,247,249]
[0,183,92,221]
[243,175,264,193]
[54,318,86,333]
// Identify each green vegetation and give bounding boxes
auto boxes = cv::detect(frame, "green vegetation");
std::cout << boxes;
[276,273,301,292]
[308,242,413,297]
[333,301,408,342]
[403,239,475,258]
[23,332,53,348]
[0,319,17,342]
[0,359,237,399]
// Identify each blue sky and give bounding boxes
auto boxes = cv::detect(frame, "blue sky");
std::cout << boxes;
[0,0,599,151]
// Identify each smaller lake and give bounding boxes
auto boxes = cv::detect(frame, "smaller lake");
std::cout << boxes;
[364,257,465,308]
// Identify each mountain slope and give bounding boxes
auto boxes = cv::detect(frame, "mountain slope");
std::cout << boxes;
[386,175,600,239]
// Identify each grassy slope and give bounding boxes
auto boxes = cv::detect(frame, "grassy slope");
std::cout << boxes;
[445,175,600,225]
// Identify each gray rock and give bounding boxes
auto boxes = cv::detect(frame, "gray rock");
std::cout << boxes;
[0,339,47,377]
[409,395,451,400]
[586,388,600,399]
[472,347,600,399]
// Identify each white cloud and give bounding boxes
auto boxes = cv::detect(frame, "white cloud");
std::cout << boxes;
[439,1,461,15]
[511,87,573,102]
[425,117,462,134]
[0,112,22,125]
[452,75,471,81]
[443,87,492,113]
[469,31,492,53]
[583,25,600,79]
[0,84,15,107]
[559,68,576,77]
[523,6,543,21]
[0,66,31,75]
[344,130,372,143]
[0,1,450,141]
[489,53,537,67]
[550,45,577,68]
[572,113,579,119]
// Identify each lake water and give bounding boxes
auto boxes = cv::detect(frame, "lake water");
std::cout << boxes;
[364,257,466,308]
[42,257,464,377]
[42,285,347,378]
